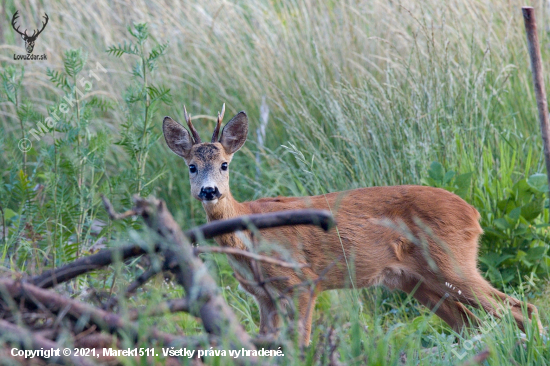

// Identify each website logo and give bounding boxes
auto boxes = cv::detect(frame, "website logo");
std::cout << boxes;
[11,10,48,60]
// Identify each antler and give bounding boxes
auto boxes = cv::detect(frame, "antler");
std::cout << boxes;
[211,103,225,142]
[184,106,201,144]
[11,10,27,38]
[29,13,48,40]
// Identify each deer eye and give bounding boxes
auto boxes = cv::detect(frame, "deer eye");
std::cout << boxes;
[221,162,228,171]
[189,165,197,173]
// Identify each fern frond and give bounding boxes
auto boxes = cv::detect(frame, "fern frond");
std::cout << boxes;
[106,41,139,57]
[17,101,41,124]
[132,60,144,79]
[147,84,172,105]
[63,49,87,78]
[124,83,145,104]
[87,96,117,112]
[128,23,149,44]
[46,69,70,91]
[1,66,24,104]
[147,42,169,72]
[148,42,168,62]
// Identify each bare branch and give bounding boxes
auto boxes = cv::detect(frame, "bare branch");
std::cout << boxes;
[31,197,333,289]
[195,246,307,269]
[129,196,257,355]
[31,243,154,288]
[459,349,490,366]
[25,195,334,364]
[74,332,116,349]
[232,272,289,287]
[104,265,161,310]
[128,298,189,320]
[0,279,205,349]
[101,194,136,220]
[0,319,98,366]
[185,208,334,243]
[281,254,344,295]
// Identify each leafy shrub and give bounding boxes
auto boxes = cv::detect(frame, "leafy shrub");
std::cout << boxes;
[477,173,550,289]
[422,161,473,200]
[425,162,550,291]
[0,23,171,277]
[107,23,171,196]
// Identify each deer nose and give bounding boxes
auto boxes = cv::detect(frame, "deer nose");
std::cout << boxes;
[199,186,221,201]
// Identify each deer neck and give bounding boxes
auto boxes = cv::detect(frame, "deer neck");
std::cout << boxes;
[203,191,246,222]
[202,192,249,249]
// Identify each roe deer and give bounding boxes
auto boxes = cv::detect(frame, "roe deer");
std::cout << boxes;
[162,106,543,344]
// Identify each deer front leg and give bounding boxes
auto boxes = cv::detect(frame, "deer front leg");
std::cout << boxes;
[298,291,318,346]
[257,295,280,335]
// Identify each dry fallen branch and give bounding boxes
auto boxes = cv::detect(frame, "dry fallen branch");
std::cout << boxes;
[195,246,307,269]
[74,332,116,349]
[104,264,162,310]
[0,279,206,349]
[0,319,97,366]
[184,207,334,242]
[31,243,154,289]
[11,195,334,365]
[124,196,258,355]
[128,298,189,321]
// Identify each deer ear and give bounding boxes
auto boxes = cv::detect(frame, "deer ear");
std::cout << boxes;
[219,111,248,155]
[163,116,193,160]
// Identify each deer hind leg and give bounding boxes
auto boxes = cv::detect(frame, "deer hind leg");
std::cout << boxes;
[489,289,543,333]
[447,272,543,333]
[491,289,543,333]
[398,277,480,333]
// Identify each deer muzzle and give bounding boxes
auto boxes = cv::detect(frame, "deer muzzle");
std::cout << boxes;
[199,186,221,201]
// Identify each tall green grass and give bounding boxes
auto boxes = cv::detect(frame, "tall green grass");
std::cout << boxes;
[1,1,548,200]
[1,0,549,364]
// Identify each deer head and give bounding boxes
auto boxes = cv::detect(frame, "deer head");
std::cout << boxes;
[163,104,248,206]
[12,10,49,54]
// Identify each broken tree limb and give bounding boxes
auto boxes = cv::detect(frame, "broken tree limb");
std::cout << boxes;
[523,6,550,212]
[0,319,98,366]
[128,298,189,320]
[31,243,154,288]
[104,265,161,310]
[0,279,207,349]
[74,331,115,349]
[31,200,333,288]
[194,246,307,268]
[128,196,257,354]
[184,207,335,242]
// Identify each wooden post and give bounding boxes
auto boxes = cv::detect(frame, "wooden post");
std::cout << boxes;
[523,6,550,217]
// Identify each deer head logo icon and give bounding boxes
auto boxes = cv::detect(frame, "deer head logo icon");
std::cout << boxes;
[11,10,48,54]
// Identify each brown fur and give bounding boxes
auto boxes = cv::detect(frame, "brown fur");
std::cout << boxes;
[163,111,543,345]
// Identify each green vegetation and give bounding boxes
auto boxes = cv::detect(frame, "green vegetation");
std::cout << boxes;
[1,0,549,364]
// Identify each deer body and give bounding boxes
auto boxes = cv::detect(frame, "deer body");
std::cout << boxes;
[207,185,482,289]
[163,107,542,344]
